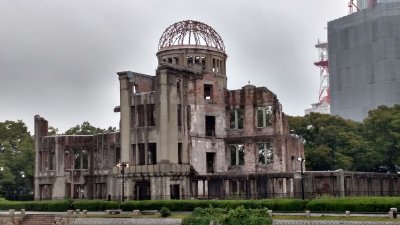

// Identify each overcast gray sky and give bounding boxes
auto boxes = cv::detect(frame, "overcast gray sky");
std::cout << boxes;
[0,0,348,133]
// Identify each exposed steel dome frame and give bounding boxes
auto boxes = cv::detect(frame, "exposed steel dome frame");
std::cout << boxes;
[158,20,225,52]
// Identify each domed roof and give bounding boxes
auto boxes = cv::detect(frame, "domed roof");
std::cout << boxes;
[158,20,225,52]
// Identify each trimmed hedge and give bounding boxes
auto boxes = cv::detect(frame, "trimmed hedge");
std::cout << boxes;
[71,200,119,211]
[306,197,400,212]
[120,199,307,212]
[0,200,71,211]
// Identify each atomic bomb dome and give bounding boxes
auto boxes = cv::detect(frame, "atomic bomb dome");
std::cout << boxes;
[158,20,225,52]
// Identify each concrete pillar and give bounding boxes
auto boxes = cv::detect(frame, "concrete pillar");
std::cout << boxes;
[34,115,48,200]
[117,72,132,163]
[157,69,178,164]
[337,169,345,197]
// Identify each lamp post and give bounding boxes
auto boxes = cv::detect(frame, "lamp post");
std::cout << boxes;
[297,156,305,200]
[117,162,129,202]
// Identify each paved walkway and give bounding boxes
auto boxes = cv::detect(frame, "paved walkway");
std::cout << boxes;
[70,218,182,225]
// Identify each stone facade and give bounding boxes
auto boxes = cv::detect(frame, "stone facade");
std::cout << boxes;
[34,20,304,200]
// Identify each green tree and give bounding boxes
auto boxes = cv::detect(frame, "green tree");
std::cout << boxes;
[288,113,367,171]
[362,105,400,172]
[0,120,34,196]
[64,121,107,135]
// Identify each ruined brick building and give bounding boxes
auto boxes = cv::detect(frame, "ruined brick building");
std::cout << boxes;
[34,20,305,200]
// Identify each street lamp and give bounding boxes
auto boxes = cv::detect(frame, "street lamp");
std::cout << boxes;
[116,162,129,202]
[297,156,305,200]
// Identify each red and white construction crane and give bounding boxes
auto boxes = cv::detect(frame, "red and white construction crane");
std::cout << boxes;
[314,41,330,107]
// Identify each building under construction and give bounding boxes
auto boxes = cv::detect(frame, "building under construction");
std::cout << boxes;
[329,0,400,121]
[34,20,305,200]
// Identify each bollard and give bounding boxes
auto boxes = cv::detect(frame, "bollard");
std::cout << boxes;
[267,210,273,218]
[67,210,73,215]
[9,209,15,216]
[132,210,140,215]
[345,211,350,217]
[75,209,80,215]
[305,210,310,218]
[83,210,87,215]
[20,209,25,216]
[389,208,398,219]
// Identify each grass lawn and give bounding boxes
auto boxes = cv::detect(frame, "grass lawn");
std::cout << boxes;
[74,213,400,222]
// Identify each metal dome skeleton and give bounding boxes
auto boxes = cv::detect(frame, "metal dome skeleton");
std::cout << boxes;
[158,20,225,52]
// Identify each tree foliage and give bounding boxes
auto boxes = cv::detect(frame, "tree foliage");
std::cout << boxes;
[0,120,34,196]
[288,105,400,172]
[64,121,117,135]
[362,105,400,172]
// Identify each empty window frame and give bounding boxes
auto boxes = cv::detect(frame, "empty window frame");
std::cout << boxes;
[137,105,145,127]
[170,184,180,199]
[201,56,206,70]
[49,150,55,171]
[178,143,182,164]
[148,143,157,165]
[187,55,194,66]
[177,104,182,126]
[73,148,89,170]
[205,116,216,137]
[138,144,146,165]
[229,109,244,129]
[257,143,273,164]
[176,79,181,93]
[115,147,121,165]
[230,144,244,166]
[204,84,213,100]
[256,106,273,128]
[212,58,221,73]
[206,152,215,173]
[147,104,156,126]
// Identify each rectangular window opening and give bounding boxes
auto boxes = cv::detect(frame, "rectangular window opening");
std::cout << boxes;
[178,143,182,164]
[115,147,121,165]
[148,143,157,165]
[187,55,193,66]
[256,106,273,128]
[174,57,179,65]
[170,184,180,199]
[49,150,55,171]
[230,145,244,166]
[147,104,156,126]
[201,56,206,70]
[195,56,200,64]
[137,105,145,127]
[204,84,213,100]
[138,144,146,165]
[177,104,182,126]
[205,116,216,137]
[206,152,215,173]
[230,109,243,129]
[258,143,273,164]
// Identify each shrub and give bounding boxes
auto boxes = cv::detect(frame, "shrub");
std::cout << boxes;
[71,200,119,211]
[5,194,34,201]
[181,206,272,225]
[0,200,71,211]
[160,207,171,217]
[120,199,307,212]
